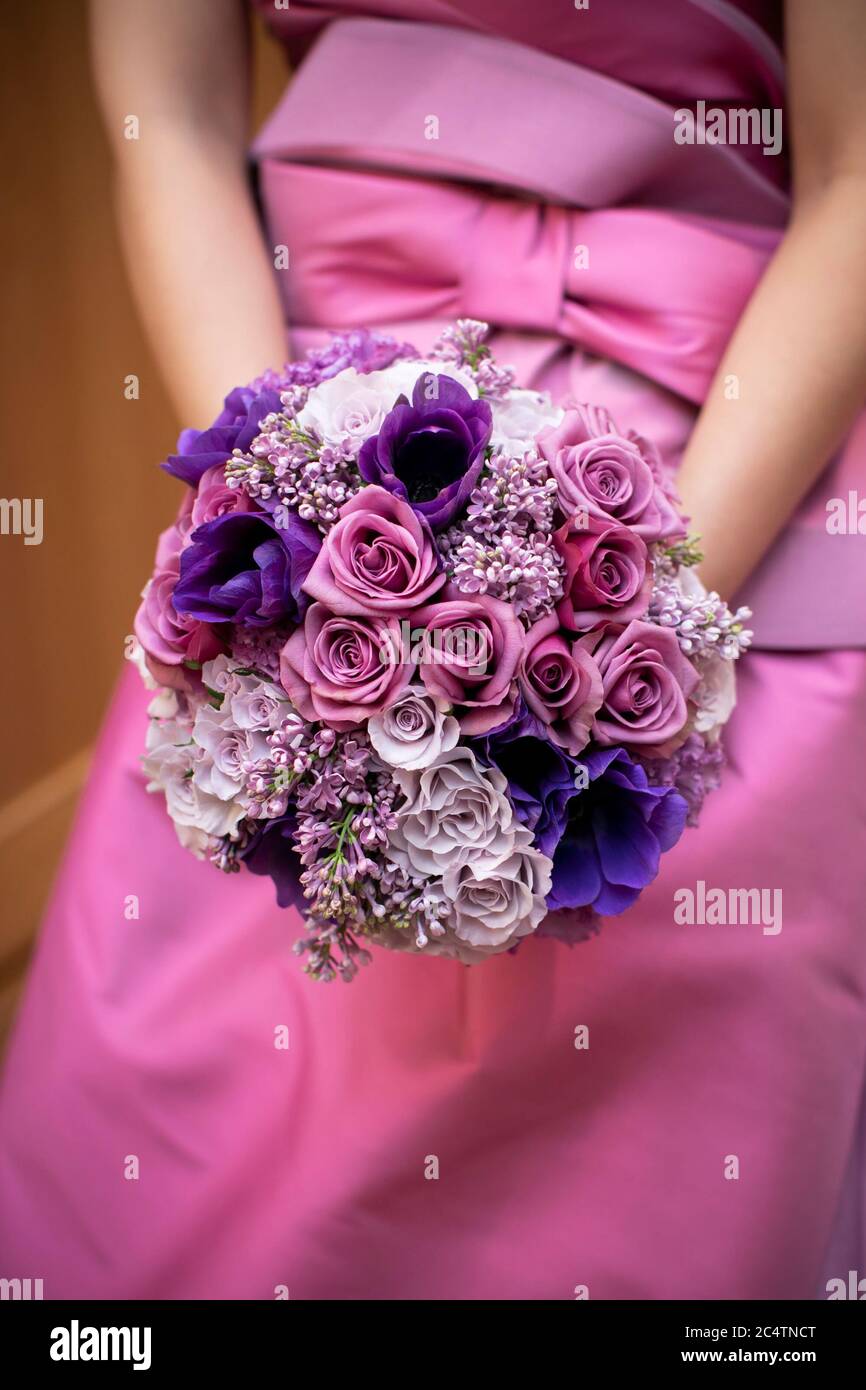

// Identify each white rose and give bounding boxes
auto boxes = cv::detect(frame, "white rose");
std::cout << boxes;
[146,688,181,721]
[295,370,397,447]
[693,652,737,738]
[490,389,563,455]
[229,681,287,731]
[368,689,460,770]
[378,358,478,400]
[295,360,477,447]
[192,702,272,800]
[143,713,191,761]
[142,717,245,843]
[174,822,211,858]
[439,834,553,958]
[201,656,286,732]
[127,635,158,689]
[201,653,244,696]
[387,746,516,877]
[165,769,245,840]
[673,569,738,738]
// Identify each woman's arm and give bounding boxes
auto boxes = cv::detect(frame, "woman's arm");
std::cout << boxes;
[675,0,866,597]
[90,0,288,426]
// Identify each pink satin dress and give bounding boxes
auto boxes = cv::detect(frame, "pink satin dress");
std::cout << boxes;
[1,0,865,1299]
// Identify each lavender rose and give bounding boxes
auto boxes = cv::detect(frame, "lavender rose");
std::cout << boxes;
[582,619,700,750]
[280,603,411,730]
[303,484,444,616]
[538,405,685,541]
[438,834,553,959]
[387,746,516,877]
[554,514,651,632]
[414,587,523,734]
[368,688,459,770]
[191,463,254,528]
[358,372,492,529]
[519,614,603,754]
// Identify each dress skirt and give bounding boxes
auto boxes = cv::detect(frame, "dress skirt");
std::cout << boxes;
[1,648,864,1299]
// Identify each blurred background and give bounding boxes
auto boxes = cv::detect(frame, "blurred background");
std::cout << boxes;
[0,2,287,1044]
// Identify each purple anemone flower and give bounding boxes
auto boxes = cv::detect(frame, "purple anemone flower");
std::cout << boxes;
[173,510,320,628]
[548,746,687,916]
[239,811,303,910]
[163,385,283,487]
[358,372,492,529]
[470,705,576,858]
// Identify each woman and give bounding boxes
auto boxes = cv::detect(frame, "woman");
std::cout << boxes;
[1,0,865,1299]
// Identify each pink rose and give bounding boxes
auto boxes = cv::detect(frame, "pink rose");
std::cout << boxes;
[280,603,412,730]
[555,514,651,632]
[134,526,225,692]
[520,614,603,754]
[538,405,685,541]
[413,587,523,734]
[582,619,699,750]
[154,510,191,569]
[303,485,444,616]
[191,464,254,528]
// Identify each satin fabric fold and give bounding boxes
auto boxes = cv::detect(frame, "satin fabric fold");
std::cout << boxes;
[259,159,777,409]
[252,17,789,222]
[252,1,788,129]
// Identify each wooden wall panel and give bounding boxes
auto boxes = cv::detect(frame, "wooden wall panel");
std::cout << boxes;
[0,1,288,1047]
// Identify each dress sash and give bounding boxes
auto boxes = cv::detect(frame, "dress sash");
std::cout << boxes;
[250,17,866,647]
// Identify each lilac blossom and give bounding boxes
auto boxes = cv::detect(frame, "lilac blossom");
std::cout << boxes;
[240,719,447,981]
[429,319,515,400]
[437,449,564,623]
[650,561,752,660]
[224,417,362,533]
[228,624,294,683]
[440,528,564,624]
[641,732,725,828]
[273,329,417,391]
[462,449,559,534]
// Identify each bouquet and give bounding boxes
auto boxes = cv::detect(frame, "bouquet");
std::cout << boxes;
[133,321,751,981]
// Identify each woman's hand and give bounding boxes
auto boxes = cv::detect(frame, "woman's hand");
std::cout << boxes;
[90,0,289,426]
[675,0,866,598]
